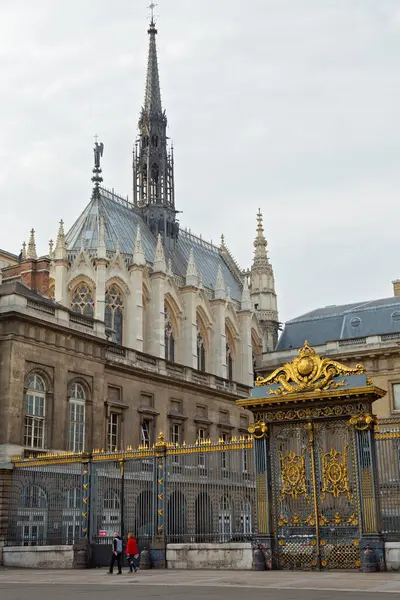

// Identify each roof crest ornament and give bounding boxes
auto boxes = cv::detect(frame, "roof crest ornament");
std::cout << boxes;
[255,340,365,395]
[91,136,104,200]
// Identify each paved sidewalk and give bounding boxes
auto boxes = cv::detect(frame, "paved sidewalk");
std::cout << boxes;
[1,568,400,594]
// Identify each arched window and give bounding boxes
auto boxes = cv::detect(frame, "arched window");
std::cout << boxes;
[165,305,175,362]
[68,383,86,453]
[226,342,233,382]
[71,283,94,317]
[105,284,124,345]
[102,490,121,535]
[24,374,46,449]
[196,321,206,372]
[18,486,47,546]
[218,496,232,539]
[240,500,252,535]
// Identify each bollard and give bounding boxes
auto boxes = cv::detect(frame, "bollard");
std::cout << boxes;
[139,547,152,570]
[362,545,378,573]
[253,547,266,571]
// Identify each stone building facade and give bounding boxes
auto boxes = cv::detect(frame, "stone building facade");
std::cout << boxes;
[259,280,400,420]
[0,281,252,464]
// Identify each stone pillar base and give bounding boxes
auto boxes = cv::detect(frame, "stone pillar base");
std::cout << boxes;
[73,537,91,569]
[360,535,386,572]
[252,535,276,570]
[151,535,166,569]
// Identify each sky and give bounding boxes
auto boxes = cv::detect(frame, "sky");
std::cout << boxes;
[1,0,400,324]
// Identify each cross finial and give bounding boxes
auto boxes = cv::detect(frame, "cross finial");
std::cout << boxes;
[148,2,157,24]
[94,133,99,144]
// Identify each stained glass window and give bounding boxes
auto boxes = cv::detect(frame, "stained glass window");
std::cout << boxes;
[196,319,206,372]
[105,284,124,345]
[165,306,175,362]
[71,283,94,317]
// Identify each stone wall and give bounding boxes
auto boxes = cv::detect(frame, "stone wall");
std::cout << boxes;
[166,543,253,570]
[385,542,400,571]
[2,545,74,569]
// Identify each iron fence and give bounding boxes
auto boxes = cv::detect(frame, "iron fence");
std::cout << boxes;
[375,419,400,541]
[7,437,256,548]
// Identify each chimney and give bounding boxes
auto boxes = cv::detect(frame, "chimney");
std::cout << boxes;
[393,280,400,297]
[2,256,51,296]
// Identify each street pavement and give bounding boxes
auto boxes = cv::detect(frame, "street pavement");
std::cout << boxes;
[1,568,400,598]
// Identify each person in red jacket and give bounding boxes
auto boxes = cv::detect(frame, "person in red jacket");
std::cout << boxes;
[126,532,139,573]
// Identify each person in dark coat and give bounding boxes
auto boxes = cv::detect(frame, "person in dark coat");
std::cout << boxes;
[109,531,123,574]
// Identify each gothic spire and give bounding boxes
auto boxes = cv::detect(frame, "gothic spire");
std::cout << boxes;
[133,227,146,266]
[97,215,107,259]
[241,276,251,311]
[55,220,67,260]
[253,208,269,267]
[186,248,198,286]
[144,12,162,116]
[214,265,226,300]
[26,229,37,260]
[133,14,177,251]
[153,233,166,273]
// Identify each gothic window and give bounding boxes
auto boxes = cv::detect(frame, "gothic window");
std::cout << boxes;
[105,284,124,345]
[24,374,46,449]
[68,383,86,453]
[165,306,175,362]
[197,328,206,372]
[226,342,233,382]
[71,283,94,317]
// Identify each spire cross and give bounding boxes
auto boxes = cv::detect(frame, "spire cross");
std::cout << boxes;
[148,2,157,24]
[94,133,99,144]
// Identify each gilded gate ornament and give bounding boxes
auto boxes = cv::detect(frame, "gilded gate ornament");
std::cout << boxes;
[255,340,364,395]
[279,450,308,500]
[320,446,352,501]
[248,421,267,439]
[348,413,377,430]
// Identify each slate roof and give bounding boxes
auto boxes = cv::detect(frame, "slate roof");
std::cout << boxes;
[65,189,243,302]
[276,297,400,351]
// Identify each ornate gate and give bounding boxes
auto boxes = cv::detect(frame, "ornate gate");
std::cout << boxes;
[270,419,361,570]
[241,341,386,571]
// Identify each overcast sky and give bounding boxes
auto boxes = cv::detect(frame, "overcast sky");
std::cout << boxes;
[1,0,400,324]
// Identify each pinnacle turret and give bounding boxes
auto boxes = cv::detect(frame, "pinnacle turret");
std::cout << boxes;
[241,276,251,311]
[153,233,166,273]
[214,265,226,300]
[186,248,198,286]
[26,229,37,260]
[133,227,146,266]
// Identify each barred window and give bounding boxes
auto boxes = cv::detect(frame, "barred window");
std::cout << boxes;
[68,383,86,453]
[105,284,124,345]
[71,283,94,317]
[24,374,46,449]
[141,419,151,448]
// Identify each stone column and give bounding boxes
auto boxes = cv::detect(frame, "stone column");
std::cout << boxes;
[210,299,226,378]
[237,309,253,387]
[148,272,166,358]
[127,265,144,352]
[94,258,108,322]
[180,286,197,369]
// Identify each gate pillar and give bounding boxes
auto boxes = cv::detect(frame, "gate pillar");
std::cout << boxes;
[151,432,167,569]
[350,415,385,570]
[249,421,275,568]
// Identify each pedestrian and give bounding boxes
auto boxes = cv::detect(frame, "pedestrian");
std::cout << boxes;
[126,532,139,573]
[109,531,123,574]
